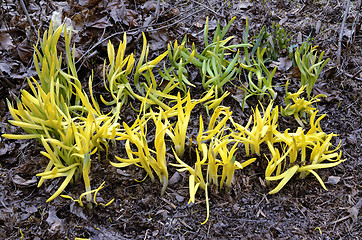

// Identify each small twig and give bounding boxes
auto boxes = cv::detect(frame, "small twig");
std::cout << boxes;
[274,201,290,229]
[18,0,37,36]
[189,0,225,18]
[155,0,160,22]
[146,8,205,33]
[0,27,17,33]
[0,76,15,88]
[75,7,205,65]
[337,0,351,65]
[351,69,362,79]
[74,31,136,66]
[340,69,362,81]
[161,197,177,210]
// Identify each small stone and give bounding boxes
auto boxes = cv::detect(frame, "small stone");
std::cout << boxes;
[326,176,341,185]
[168,172,181,186]
[175,194,184,203]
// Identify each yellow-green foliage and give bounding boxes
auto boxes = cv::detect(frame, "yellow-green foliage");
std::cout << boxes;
[111,103,171,195]
[165,17,252,99]
[101,32,135,107]
[171,106,256,224]
[265,111,344,194]
[164,89,214,158]
[2,19,344,225]
[165,40,197,92]
[200,17,251,97]
[294,41,330,99]
[232,101,277,156]
[3,23,119,203]
[103,32,177,113]
[281,82,326,126]
[111,88,215,196]
[239,47,277,106]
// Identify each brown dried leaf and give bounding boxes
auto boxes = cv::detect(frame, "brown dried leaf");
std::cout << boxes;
[46,207,64,234]
[0,33,15,51]
[124,9,138,27]
[149,31,169,51]
[168,171,181,186]
[79,0,100,7]
[348,198,362,222]
[143,1,157,13]
[235,2,253,10]
[271,57,293,72]
[86,16,113,29]
[17,42,33,63]
[110,8,123,23]
[0,62,12,75]
[291,66,301,78]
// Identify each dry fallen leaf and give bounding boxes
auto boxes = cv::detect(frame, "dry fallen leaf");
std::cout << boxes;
[236,2,253,10]
[17,42,33,63]
[0,142,16,156]
[143,1,157,13]
[149,31,169,51]
[347,205,359,222]
[0,62,12,75]
[124,9,139,27]
[79,0,99,7]
[46,207,64,234]
[86,16,113,29]
[12,174,37,187]
[168,171,181,186]
[110,7,124,23]
[0,33,15,51]
[271,56,293,72]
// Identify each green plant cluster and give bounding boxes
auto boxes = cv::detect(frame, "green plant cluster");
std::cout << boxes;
[2,18,342,223]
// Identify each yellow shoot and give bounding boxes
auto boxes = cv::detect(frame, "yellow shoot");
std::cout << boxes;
[61,182,114,208]
[267,165,299,194]
[112,106,172,195]
[233,101,274,156]
[207,138,220,186]
[170,148,207,203]
[218,141,256,189]
[204,91,230,112]
[150,109,170,195]
[112,117,155,182]
[171,148,210,225]
[102,32,136,107]
[165,88,214,158]
[282,83,326,127]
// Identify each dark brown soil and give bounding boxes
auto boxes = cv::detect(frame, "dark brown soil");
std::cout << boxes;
[0,0,361,239]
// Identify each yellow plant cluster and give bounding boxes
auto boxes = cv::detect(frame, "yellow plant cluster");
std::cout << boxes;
[281,81,326,127]
[265,111,344,194]
[2,20,344,225]
[109,87,257,224]
[2,24,118,205]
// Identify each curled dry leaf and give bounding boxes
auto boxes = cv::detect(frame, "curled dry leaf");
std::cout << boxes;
[86,16,113,29]
[46,207,64,234]
[271,56,293,72]
[0,33,15,51]
[12,174,37,187]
